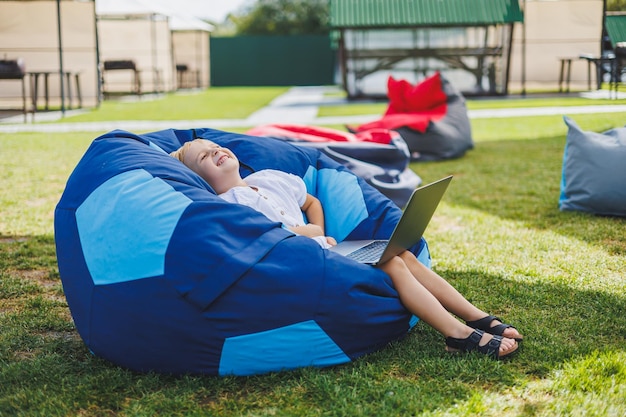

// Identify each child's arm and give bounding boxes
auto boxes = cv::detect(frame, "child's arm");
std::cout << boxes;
[290,194,337,246]
[300,193,325,231]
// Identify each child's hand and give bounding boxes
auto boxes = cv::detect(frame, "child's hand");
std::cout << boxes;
[290,223,324,238]
[290,225,336,247]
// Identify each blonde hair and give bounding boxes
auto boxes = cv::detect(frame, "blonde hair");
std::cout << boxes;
[170,139,203,164]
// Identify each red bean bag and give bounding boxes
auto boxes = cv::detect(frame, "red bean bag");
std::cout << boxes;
[352,72,474,161]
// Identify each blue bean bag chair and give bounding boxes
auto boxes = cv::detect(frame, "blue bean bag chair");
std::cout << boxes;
[560,116,626,217]
[55,128,432,376]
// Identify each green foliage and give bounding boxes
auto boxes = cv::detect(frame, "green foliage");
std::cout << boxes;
[233,0,329,35]
[607,0,626,11]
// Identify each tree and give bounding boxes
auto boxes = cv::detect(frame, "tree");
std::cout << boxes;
[232,0,329,35]
[607,0,626,11]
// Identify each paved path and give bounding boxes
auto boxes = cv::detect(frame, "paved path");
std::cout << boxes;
[2,86,626,134]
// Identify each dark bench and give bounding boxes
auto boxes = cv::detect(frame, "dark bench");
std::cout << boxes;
[0,59,28,121]
[102,60,141,95]
[176,64,200,89]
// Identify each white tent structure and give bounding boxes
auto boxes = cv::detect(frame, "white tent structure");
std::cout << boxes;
[509,0,605,92]
[170,14,213,89]
[0,0,99,117]
[96,0,212,94]
[96,0,174,94]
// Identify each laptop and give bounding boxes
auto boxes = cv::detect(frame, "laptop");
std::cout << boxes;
[329,175,452,265]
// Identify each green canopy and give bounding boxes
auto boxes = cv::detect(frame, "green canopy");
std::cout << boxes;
[330,0,524,28]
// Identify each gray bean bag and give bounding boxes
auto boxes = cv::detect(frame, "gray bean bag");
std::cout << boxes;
[352,72,474,162]
[560,116,626,217]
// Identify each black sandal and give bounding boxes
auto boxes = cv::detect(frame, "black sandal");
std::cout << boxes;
[445,329,518,360]
[466,315,523,341]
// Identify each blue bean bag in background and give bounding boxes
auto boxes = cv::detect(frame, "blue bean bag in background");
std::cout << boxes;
[55,128,432,376]
[245,124,421,207]
[560,116,626,217]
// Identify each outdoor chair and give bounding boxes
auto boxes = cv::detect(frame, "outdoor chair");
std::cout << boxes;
[560,116,626,217]
[0,58,28,121]
[54,128,431,376]
[350,72,474,162]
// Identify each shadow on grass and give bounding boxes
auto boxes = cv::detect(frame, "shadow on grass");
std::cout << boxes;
[1,232,625,417]
[413,135,626,256]
[441,270,626,375]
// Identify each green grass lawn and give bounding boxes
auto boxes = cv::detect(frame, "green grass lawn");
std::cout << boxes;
[318,95,626,117]
[1,91,625,416]
[59,87,289,122]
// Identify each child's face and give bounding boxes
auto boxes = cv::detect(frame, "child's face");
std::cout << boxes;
[183,139,240,189]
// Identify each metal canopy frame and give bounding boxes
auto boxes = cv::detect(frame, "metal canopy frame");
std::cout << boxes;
[337,23,516,98]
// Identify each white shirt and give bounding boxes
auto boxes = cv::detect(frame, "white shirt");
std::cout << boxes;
[219,170,330,248]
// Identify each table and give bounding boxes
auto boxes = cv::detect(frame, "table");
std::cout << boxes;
[558,57,575,93]
[27,71,82,113]
[578,53,617,91]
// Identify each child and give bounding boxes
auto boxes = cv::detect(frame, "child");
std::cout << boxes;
[171,139,523,359]
[171,138,336,249]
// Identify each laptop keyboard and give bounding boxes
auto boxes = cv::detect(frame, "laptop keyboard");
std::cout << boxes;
[346,240,388,263]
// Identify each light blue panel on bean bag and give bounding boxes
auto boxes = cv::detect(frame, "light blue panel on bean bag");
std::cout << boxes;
[76,169,192,285]
[303,166,368,242]
[219,320,350,376]
[560,116,626,217]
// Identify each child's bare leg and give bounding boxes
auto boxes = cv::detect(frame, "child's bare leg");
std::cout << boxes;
[398,251,522,340]
[379,256,517,356]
